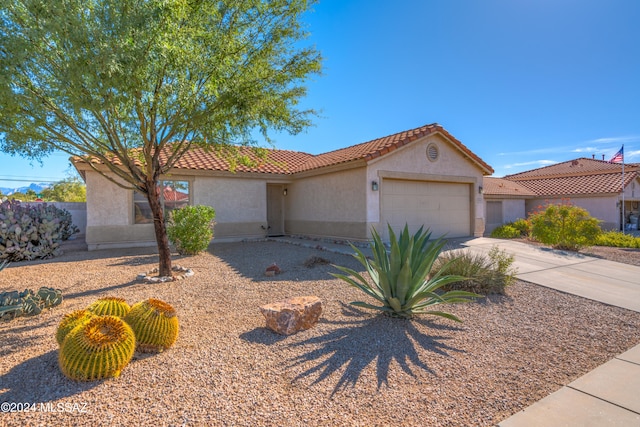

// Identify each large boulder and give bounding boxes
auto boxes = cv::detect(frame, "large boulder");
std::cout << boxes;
[259,296,322,335]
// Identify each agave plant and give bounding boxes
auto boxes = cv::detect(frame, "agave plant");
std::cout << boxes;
[332,224,478,320]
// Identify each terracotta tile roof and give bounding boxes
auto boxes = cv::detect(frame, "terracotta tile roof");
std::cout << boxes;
[74,146,314,175]
[501,158,639,196]
[72,123,494,176]
[168,146,313,174]
[295,123,494,174]
[483,177,536,197]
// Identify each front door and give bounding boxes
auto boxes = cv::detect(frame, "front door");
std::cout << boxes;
[266,184,285,236]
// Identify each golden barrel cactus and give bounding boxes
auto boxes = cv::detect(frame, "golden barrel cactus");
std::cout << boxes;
[86,296,131,317]
[59,315,136,381]
[124,298,179,353]
[56,309,95,346]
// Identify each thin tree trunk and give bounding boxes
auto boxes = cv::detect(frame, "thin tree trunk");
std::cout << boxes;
[147,182,173,277]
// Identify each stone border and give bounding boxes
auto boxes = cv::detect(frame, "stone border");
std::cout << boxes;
[137,265,194,283]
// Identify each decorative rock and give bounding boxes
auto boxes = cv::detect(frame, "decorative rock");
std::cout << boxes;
[138,266,194,283]
[259,296,322,335]
[265,263,281,276]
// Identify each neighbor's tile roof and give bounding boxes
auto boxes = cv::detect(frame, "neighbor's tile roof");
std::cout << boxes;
[73,123,494,176]
[500,158,640,196]
[483,177,536,197]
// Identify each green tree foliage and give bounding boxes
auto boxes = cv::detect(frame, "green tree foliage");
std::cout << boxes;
[0,0,322,276]
[529,201,602,251]
[40,178,86,202]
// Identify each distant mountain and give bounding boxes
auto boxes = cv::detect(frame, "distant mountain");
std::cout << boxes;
[0,182,51,196]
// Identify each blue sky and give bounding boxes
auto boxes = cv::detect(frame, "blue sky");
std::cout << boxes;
[1,0,639,187]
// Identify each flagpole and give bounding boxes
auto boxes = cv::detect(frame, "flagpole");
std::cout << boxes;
[622,145,625,233]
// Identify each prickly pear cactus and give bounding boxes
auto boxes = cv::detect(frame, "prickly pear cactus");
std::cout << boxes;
[0,199,78,261]
[56,310,95,346]
[87,297,131,317]
[58,315,136,381]
[124,299,179,353]
[0,286,63,321]
[37,287,63,308]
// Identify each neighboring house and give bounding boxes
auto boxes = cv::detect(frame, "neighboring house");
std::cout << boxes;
[72,123,494,250]
[484,158,640,232]
[482,177,536,234]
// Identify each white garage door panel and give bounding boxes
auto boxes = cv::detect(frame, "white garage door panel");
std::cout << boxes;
[381,179,471,239]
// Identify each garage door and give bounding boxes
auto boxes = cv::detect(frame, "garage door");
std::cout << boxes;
[380,179,471,240]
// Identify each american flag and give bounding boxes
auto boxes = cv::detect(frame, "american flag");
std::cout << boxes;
[609,146,624,164]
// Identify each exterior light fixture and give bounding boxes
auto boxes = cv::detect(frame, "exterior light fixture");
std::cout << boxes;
[478,186,484,194]
[371,181,379,191]
[283,188,288,196]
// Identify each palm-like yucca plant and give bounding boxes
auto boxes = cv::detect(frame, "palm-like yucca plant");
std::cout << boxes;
[332,224,478,320]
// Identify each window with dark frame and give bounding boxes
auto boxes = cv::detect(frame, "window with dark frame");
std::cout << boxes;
[133,180,190,224]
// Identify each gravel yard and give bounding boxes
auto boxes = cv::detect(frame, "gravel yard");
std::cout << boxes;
[2,240,640,427]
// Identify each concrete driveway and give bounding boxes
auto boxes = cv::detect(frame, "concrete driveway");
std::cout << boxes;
[458,237,640,313]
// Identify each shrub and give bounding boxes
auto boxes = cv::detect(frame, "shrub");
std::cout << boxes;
[596,231,640,248]
[332,224,478,320]
[0,199,79,261]
[529,201,601,251]
[166,205,216,255]
[490,224,520,239]
[434,246,517,295]
[512,218,531,236]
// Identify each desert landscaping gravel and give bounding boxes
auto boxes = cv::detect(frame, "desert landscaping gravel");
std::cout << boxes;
[1,240,640,427]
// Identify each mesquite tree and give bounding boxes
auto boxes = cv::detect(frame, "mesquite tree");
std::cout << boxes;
[0,0,322,276]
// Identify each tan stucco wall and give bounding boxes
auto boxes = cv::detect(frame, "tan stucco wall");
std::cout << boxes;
[84,171,272,248]
[502,199,526,223]
[86,172,131,227]
[194,176,269,239]
[285,167,369,240]
[84,172,156,249]
[366,134,486,238]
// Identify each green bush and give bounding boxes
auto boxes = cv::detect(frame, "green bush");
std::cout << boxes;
[490,219,530,239]
[166,205,216,255]
[512,218,531,236]
[0,199,79,261]
[434,246,517,295]
[529,202,601,251]
[490,224,520,239]
[331,224,478,320]
[596,231,640,248]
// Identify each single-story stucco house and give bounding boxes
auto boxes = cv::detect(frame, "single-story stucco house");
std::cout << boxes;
[72,123,494,250]
[483,157,640,233]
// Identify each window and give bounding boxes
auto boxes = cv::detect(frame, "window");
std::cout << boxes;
[134,180,190,224]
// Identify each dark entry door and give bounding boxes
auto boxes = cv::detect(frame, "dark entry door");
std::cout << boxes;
[266,184,284,236]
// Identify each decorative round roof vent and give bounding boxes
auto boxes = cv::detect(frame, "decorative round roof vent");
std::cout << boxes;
[426,143,439,162]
